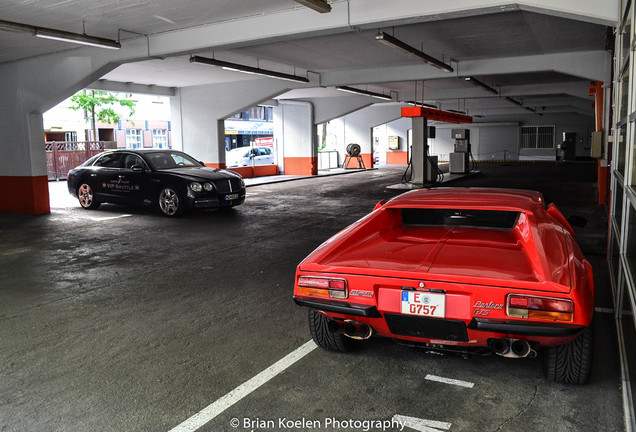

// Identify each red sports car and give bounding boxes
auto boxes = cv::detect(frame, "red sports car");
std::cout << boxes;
[293,188,594,384]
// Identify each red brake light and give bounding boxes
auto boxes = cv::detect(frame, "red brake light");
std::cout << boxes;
[507,294,573,322]
[297,276,348,299]
[328,279,346,290]
[509,297,528,307]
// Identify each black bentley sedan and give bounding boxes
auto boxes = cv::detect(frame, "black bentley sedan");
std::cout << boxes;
[67,149,246,217]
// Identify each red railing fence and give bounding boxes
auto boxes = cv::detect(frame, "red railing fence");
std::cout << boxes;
[46,141,114,180]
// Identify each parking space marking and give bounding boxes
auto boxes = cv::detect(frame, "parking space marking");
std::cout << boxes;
[595,307,614,314]
[167,340,317,432]
[424,374,474,388]
[392,414,452,432]
[88,214,133,221]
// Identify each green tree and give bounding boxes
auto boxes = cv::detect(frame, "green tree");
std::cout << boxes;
[69,90,136,141]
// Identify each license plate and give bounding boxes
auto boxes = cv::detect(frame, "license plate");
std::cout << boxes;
[225,193,239,200]
[401,291,445,318]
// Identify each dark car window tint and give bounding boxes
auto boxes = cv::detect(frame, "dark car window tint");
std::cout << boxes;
[401,208,520,230]
[259,148,271,156]
[123,154,144,169]
[146,152,201,170]
[93,153,125,168]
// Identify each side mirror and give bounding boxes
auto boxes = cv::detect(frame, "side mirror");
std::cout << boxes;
[131,164,145,172]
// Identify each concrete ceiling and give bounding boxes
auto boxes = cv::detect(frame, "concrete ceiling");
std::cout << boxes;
[0,0,615,121]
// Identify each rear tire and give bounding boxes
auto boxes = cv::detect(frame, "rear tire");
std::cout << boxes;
[308,309,359,352]
[543,324,594,384]
[77,183,100,210]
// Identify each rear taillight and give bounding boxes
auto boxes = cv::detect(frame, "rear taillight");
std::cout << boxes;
[297,276,348,299]
[507,294,573,322]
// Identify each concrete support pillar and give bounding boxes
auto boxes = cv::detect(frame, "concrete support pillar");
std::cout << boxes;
[0,55,117,214]
[410,117,429,185]
[0,112,50,214]
[274,101,316,175]
[172,78,293,168]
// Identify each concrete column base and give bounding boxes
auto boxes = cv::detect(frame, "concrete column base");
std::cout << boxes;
[0,176,50,214]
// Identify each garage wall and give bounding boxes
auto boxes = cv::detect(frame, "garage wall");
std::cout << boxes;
[274,101,316,175]
[430,113,594,161]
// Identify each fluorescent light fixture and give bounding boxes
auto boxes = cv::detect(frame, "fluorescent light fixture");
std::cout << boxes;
[464,76,498,95]
[190,56,309,83]
[36,29,120,49]
[0,19,120,50]
[294,0,332,13]
[336,86,392,101]
[375,32,453,73]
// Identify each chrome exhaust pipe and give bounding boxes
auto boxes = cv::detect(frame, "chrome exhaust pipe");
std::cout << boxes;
[511,340,531,357]
[343,320,373,340]
[490,338,510,355]
[491,338,537,358]
[327,320,342,333]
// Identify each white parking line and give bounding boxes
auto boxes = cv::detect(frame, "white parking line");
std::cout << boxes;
[392,414,452,432]
[425,374,474,388]
[167,340,317,432]
[89,214,133,221]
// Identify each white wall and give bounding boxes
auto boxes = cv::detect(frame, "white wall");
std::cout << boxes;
[430,113,594,161]
[273,100,315,173]
[173,78,292,165]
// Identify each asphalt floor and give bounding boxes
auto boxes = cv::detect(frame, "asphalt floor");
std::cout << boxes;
[0,161,624,432]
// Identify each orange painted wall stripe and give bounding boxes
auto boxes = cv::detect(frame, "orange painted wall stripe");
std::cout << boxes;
[345,153,372,169]
[386,151,408,165]
[204,163,226,169]
[228,167,252,178]
[0,176,50,215]
[253,165,279,177]
[204,164,279,179]
[283,157,317,175]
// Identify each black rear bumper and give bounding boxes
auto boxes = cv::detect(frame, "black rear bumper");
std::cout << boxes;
[293,296,381,318]
[467,318,586,337]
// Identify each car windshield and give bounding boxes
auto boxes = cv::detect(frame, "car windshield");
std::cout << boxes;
[145,151,202,170]
[401,208,520,230]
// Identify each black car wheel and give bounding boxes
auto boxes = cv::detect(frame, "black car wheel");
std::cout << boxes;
[543,324,594,384]
[308,309,359,352]
[77,183,100,210]
[158,186,183,217]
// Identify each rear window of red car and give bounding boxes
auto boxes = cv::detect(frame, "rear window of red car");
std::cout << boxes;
[401,208,520,230]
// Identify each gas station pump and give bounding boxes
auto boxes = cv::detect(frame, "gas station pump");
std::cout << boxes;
[399,106,473,187]
[449,129,470,174]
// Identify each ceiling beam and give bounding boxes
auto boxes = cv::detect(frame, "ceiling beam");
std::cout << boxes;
[89,79,176,96]
[320,50,611,87]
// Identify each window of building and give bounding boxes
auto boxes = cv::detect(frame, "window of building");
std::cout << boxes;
[519,125,554,149]
[153,129,168,148]
[249,106,269,121]
[126,129,142,148]
[64,132,77,142]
